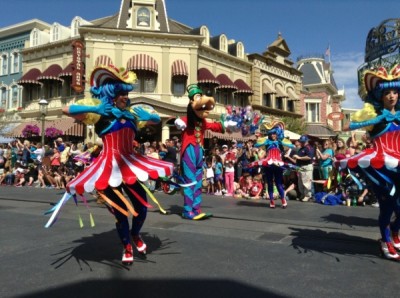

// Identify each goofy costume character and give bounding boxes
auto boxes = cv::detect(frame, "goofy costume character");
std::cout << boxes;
[175,84,232,220]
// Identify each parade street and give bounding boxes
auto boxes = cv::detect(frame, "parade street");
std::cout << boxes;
[1,187,399,298]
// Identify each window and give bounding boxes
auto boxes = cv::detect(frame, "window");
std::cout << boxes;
[137,7,150,27]
[12,52,19,73]
[287,100,295,112]
[237,42,244,59]
[134,70,157,93]
[32,29,39,46]
[215,89,231,105]
[45,81,62,99]
[1,87,7,106]
[220,35,227,52]
[52,24,59,41]
[306,102,320,122]
[73,19,80,36]
[172,76,186,96]
[233,93,247,107]
[275,97,284,110]
[200,26,210,45]
[263,94,272,107]
[11,85,18,101]
[1,54,8,75]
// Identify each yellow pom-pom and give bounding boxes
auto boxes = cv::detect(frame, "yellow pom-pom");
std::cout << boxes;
[350,103,377,131]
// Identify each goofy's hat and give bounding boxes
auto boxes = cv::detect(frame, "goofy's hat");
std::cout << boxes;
[187,84,202,100]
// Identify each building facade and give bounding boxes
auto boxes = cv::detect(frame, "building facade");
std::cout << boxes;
[5,0,303,143]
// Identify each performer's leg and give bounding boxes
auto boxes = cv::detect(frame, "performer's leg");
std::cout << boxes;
[182,145,203,216]
[103,186,130,245]
[390,197,400,249]
[123,182,148,254]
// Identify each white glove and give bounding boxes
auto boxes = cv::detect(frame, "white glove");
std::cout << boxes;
[175,118,187,131]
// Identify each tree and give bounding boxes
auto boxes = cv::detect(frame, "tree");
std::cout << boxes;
[281,117,306,135]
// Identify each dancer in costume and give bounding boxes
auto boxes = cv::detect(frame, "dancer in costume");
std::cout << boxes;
[341,62,400,260]
[174,84,236,220]
[45,65,174,265]
[254,121,294,208]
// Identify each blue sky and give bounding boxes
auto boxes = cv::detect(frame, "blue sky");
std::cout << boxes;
[2,0,400,109]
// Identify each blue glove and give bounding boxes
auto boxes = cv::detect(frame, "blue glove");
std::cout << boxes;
[69,101,112,116]
[133,106,160,123]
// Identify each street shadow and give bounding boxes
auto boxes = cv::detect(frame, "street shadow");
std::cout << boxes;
[153,204,215,217]
[321,213,378,228]
[289,227,379,263]
[51,230,178,271]
[236,200,267,207]
[19,279,287,298]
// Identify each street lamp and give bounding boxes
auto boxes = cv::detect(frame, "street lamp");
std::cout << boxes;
[38,98,48,145]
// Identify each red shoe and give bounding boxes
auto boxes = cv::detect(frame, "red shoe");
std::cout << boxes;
[281,198,288,209]
[122,244,134,265]
[269,200,275,209]
[133,235,147,255]
[392,232,400,250]
[380,240,400,260]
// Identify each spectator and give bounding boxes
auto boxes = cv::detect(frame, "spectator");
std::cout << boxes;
[50,148,61,171]
[234,173,252,199]
[334,137,350,161]
[54,137,65,152]
[316,139,334,180]
[214,155,224,196]
[204,159,215,195]
[293,135,314,202]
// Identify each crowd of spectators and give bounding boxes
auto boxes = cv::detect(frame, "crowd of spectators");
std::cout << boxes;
[0,131,377,208]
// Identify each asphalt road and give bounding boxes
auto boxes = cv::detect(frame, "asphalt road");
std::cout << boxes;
[1,186,399,298]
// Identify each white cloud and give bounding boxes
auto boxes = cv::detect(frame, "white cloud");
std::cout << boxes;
[331,52,365,109]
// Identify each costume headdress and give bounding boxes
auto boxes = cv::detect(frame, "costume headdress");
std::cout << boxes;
[90,64,137,87]
[261,120,285,140]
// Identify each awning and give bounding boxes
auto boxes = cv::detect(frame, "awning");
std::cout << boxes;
[17,68,42,85]
[171,60,188,76]
[287,88,299,100]
[59,63,74,77]
[234,79,253,94]
[275,84,288,98]
[95,55,113,66]
[37,64,63,81]
[284,129,301,140]
[126,54,158,73]
[197,68,219,85]
[262,81,276,94]
[10,118,84,138]
[216,74,237,90]
[306,124,336,138]
[204,130,256,142]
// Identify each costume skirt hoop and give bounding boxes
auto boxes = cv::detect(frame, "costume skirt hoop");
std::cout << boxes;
[67,127,174,195]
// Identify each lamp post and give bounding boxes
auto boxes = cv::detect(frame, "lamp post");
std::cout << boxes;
[38,98,48,145]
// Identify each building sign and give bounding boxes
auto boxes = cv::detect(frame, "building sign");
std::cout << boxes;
[365,18,400,62]
[72,40,84,93]
[327,112,344,121]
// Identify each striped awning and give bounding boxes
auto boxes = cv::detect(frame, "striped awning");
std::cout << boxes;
[59,63,74,77]
[10,118,84,138]
[17,68,42,85]
[95,55,113,67]
[126,54,158,73]
[216,74,237,90]
[234,79,253,94]
[37,64,63,81]
[171,60,188,76]
[197,68,219,85]
[275,84,288,98]
[287,88,299,100]
[262,81,276,94]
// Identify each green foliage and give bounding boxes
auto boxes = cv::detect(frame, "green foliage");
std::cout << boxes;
[281,117,306,135]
